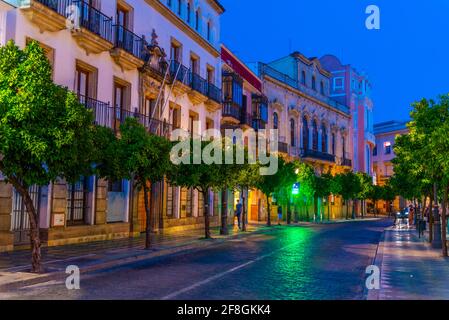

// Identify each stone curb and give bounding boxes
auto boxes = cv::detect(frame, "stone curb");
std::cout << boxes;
[0,226,276,290]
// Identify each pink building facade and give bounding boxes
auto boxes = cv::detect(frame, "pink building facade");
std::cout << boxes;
[320,55,375,176]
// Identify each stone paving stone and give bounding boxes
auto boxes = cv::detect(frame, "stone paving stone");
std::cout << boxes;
[375,225,449,300]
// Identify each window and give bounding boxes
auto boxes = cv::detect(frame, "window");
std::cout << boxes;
[312,120,318,151]
[273,112,279,130]
[373,146,378,156]
[384,141,392,155]
[301,71,306,85]
[302,117,309,150]
[187,1,191,23]
[321,124,328,153]
[333,77,344,90]
[116,5,129,28]
[206,66,214,84]
[170,41,182,62]
[171,107,181,128]
[207,20,212,41]
[312,76,316,91]
[144,97,155,118]
[342,136,346,158]
[320,81,325,95]
[290,119,296,147]
[108,180,123,193]
[177,0,182,15]
[113,78,131,130]
[190,54,199,74]
[75,61,98,100]
[167,0,172,7]
[67,178,88,226]
[195,9,200,31]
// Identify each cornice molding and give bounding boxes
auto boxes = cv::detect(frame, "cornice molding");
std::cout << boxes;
[145,0,220,58]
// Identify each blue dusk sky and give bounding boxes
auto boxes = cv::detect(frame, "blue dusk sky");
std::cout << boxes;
[220,0,449,124]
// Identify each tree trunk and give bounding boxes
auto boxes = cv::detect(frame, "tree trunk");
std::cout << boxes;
[313,196,318,223]
[143,182,152,250]
[429,196,434,243]
[220,189,229,235]
[287,196,292,225]
[441,186,448,257]
[202,190,211,239]
[352,199,356,219]
[266,194,271,226]
[241,187,247,232]
[328,196,331,221]
[346,200,349,219]
[9,178,42,273]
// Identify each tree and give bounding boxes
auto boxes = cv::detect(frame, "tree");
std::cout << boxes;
[357,173,374,218]
[255,156,287,226]
[314,173,333,221]
[0,41,96,272]
[100,118,171,249]
[236,161,261,231]
[333,172,361,219]
[274,160,298,224]
[167,138,224,239]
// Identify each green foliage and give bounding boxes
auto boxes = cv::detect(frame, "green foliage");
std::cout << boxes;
[332,172,361,201]
[0,40,96,186]
[357,172,374,201]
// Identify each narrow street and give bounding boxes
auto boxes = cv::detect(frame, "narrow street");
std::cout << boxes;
[0,220,391,300]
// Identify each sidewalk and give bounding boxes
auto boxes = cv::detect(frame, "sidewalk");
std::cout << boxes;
[0,224,272,289]
[369,222,449,300]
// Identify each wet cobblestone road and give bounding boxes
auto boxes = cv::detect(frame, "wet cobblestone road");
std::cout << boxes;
[1,219,391,300]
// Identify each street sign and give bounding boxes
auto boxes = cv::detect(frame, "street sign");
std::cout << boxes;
[292,183,300,195]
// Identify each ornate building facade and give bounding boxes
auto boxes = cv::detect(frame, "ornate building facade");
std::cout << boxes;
[0,0,224,251]
[257,52,353,220]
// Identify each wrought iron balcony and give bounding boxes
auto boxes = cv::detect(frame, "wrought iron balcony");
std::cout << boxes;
[190,72,208,96]
[278,142,289,154]
[342,158,352,167]
[240,112,253,128]
[222,102,241,122]
[207,83,222,104]
[251,118,266,131]
[75,0,113,42]
[77,94,112,128]
[302,149,336,163]
[110,25,146,70]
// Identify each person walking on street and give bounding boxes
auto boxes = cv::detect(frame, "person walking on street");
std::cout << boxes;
[278,206,283,226]
[235,200,243,229]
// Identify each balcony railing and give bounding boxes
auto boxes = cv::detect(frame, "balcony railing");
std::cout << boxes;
[169,60,190,86]
[77,94,112,127]
[258,63,350,115]
[240,112,253,127]
[222,102,241,120]
[113,25,145,60]
[302,149,336,163]
[75,0,113,43]
[251,118,266,131]
[207,83,222,103]
[342,158,352,167]
[278,142,289,154]
[190,72,208,96]
[34,0,71,14]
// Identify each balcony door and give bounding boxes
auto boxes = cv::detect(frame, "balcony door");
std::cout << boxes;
[116,4,131,51]
[114,83,125,130]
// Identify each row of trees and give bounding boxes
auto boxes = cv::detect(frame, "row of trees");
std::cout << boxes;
[390,95,449,257]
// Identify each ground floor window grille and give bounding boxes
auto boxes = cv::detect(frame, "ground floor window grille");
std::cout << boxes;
[67,178,88,225]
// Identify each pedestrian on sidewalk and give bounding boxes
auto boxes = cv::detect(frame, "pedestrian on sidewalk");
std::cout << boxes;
[235,200,243,229]
[278,206,283,226]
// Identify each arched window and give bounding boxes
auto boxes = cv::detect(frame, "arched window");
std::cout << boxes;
[195,9,200,31]
[273,112,279,130]
[301,71,306,85]
[342,136,346,158]
[312,120,318,151]
[302,117,309,150]
[320,81,325,95]
[312,76,316,91]
[321,123,328,153]
[290,119,296,147]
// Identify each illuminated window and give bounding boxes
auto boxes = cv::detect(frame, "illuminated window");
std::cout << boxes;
[384,141,392,154]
